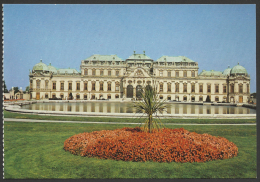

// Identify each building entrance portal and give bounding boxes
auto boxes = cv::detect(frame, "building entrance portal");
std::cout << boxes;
[127,85,133,98]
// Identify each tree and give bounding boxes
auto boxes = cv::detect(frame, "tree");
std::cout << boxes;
[25,86,30,93]
[132,85,166,133]
[3,80,8,93]
[205,95,211,102]
[13,87,19,95]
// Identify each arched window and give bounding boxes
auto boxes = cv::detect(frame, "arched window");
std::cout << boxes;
[108,82,111,91]
[167,83,171,92]
[160,83,163,92]
[191,83,195,93]
[100,82,103,91]
[239,84,243,93]
[199,84,203,93]
[92,82,96,91]
[183,83,187,93]
[84,82,88,91]
[175,83,179,92]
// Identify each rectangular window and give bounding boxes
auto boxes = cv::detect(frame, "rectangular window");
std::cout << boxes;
[60,83,64,90]
[191,84,195,93]
[45,81,48,89]
[168,71,171,77]
[68,83,72,90]
[92,69,96,76]
[36,80,40,89]
[100,70,103,76]
[207,84,211,93]
[160,84,163,92]
[239,84,243,93]
[184,84,187,92]
[167,83,171,92]
[45,94,48,99]
[184,71,187,77]
[108,70,111,76]
[92,82,95,91]
[215,85,219,93]
[230,85,234,93]
[116,71,119,76]
[223,85,226,93]
[84,69,88,75]
[77,83,80,91]
[176,83,179,92]
[100,83,103,91]
[53,82,56,90]
[84,83,88,91]
[192,71,195,77]
[247,84,249,93]
[199,84,203,93]
[175,71,179,78]
[108,83,111,91]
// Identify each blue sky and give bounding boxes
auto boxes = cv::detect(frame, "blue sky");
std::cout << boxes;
[3,4,256,92]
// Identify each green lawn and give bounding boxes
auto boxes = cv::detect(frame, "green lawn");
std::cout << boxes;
[4,121,256,178]
[4,110,256,124]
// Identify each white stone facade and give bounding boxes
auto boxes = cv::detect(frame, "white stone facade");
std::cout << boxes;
[29,52,250,103]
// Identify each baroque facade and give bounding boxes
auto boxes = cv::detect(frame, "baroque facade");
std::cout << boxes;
[29,51,250,103]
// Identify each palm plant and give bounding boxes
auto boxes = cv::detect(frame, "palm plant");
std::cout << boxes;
[132,85,166,133]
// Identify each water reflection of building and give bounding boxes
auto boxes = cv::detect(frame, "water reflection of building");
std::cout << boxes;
[29,103,252,114]
[29,51,250,103]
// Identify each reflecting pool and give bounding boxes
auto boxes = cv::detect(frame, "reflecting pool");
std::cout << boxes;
[21,102,256,114]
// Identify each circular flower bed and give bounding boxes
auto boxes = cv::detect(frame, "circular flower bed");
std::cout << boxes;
[64,127,238,163]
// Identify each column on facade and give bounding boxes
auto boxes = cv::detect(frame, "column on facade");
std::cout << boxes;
[96,80,100,92]
[40,78,44,90]
[111,81,115,92]
[187,82,191,95]
[171,81,175,94]
[80,80,84,92]
[104,81,108,92]
[163,81,167,93]
[234,81,238,94]
[179,82,183,94]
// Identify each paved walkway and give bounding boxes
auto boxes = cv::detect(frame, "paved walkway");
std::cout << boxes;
[4,118,256,125]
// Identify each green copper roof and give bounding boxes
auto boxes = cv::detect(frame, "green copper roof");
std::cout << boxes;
[32,60,49,71]
[156,56,194,62]
[127,51,152,60]
[230,63,247,75]
[85,54,123,61]
[199,70,223,76]
[222,66,231,76]
[47,63,58,73]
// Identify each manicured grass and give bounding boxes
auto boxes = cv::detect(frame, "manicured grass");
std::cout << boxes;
[4,110,256,124]
[4,121,256,178]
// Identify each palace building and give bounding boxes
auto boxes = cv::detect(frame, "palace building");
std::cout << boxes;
[29,51,250,103]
